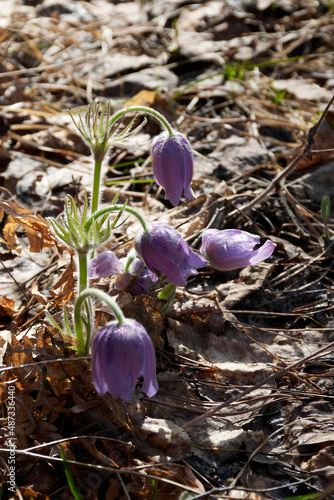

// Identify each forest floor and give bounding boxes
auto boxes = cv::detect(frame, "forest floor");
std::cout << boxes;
[1,0,334,499]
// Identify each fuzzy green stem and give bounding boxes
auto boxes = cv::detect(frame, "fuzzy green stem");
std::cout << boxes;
[158,282,176,314]
[124,251,136,272]
[157,282,176,300]
[77,252,88,292]
[84,204,148,233]
[74,288,125,354]
[91,159,102,215]
[109,105,174,136]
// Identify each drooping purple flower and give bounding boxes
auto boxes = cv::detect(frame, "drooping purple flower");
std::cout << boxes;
[152,131,195,206]
[92,318,158,401]
[89,251,124,280]
[116,255,155,295]
[200,229,276,271]
[134,223,207,286]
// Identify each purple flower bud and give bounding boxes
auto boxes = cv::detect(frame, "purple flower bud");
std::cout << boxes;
[200,229,276,271]
[134,223,207,286]
[92,318,158,401]
[152,131,195,206]
[116,256,154,295]
[89,251,124,280]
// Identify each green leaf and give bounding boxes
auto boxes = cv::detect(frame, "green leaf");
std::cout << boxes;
[45,311,66,335]
[63,304,73,337]
[322,195,331,219]
[80,191,89,225]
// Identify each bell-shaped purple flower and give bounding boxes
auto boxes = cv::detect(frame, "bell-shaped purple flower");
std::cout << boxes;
[92,318,158,401]
[89,251,124,280]
[116,255,154,295]
[200,229,276,271]
[152,131,195,206]
[134,223,207,286]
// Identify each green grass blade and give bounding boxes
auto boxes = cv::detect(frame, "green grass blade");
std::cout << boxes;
[109,158,146,169]
[60,447,82,500]
[0,471,4,500]
[283,493,318,500]
[105,178,155,186]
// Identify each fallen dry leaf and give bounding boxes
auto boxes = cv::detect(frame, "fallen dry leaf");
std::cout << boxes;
[0,200,62,253]
[0,295,17,319]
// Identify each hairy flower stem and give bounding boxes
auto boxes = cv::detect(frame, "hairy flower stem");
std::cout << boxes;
[157,282,176,300]
[158,282,176,314]
[77,252,88,292]
[85,204,148,233]
[109,106,174,137]
[76,252,94,355]
[74,288,125,355]
[91,160,102,215]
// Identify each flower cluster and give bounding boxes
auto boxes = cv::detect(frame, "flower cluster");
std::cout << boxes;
[45,99,276,403]
[91,226,276,289]
[89,249,155,294]
[89,225,275,399]
[116,253,154,295]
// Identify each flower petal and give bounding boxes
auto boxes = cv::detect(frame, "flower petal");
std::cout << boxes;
[141,334,158,398]
[89,251,124,279]
[247,240,277,266]
[152,132,195,206]
[201,229,275,271]
[104,323,144,400]
[92,319,158,401]
[135,224,207,286]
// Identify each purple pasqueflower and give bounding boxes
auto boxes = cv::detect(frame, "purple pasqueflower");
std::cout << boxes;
[152,131,195,206]
[89,251,124,280]
[134,223,207,286]
[116,255,154,295]
[92,318,158,401]
[200,229,276,271]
